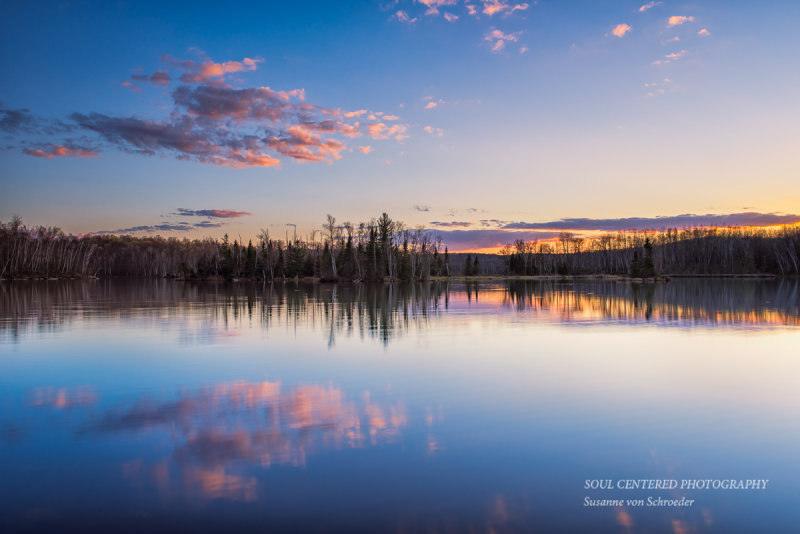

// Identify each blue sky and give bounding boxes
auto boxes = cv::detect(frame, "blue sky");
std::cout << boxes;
[1,1,799,249]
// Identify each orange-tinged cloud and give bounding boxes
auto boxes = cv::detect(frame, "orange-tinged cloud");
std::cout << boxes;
[23,144,98,159]
[26,52,410,170]
[638,1,661,12]
[697,28,710,36]
[612,23,632,38]
[424,125,444,136]
[667,15,695,26]
[364,122,408,140]
[358,145,372,154]
[172,54,263,83]
[482,0,528,16]
[219,150,280,168]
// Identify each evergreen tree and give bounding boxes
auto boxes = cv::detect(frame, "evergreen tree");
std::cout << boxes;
[276,245,285,278]
[399,239,412,281]
[630,249,642,277]
[642,238,657,277]
[245,240,255,277]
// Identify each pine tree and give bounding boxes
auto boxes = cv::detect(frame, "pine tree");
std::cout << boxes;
[630,249,642,277]
[642,238,657,277]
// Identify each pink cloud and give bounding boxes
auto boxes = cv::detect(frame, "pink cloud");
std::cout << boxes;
[358,145,372,154]
[171,53,264,83]
[23,144,98,159]
[484,29,522,52]
[176,208,252,218]
[697,28,710,36]
[25,51,411,170]
[395,10,417,24]
[121,80,141,92]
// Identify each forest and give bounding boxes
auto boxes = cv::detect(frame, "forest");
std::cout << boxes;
[1,214,799,280]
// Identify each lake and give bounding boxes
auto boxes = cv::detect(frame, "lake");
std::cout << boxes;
[1,279,798,533]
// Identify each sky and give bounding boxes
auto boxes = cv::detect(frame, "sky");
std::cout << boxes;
[1,0,799,251]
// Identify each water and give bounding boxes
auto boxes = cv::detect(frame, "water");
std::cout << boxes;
[1,279,798,533]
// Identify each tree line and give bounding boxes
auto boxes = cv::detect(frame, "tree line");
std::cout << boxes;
[0,213,451,281]
[499,227,800,277]
[2,215,798,280]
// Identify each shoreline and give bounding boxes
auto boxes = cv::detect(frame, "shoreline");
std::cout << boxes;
[1,273,784,283]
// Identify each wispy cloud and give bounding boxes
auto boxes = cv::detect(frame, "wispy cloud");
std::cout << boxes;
[697,28,710,36]
[667,15,695,27]
[611,23,632,38]
[364,122,409,140]
[358,145,372,154]
[502,212,800,231]
[22,143,98,159]
[395,10,417,24]
[415,205,432,212]
[131,70,171,87]
[91,221,224,235]
[644,77,675,97]
[482,1,529,17]
[430,221,473,228]
[652,49,687,65]
[175,208,251,218]
[162,50,263,84]
[484,29,522,52]
[418,0,458,16]
[424,125,444,136]
[638,2,661,13]
[0,105,37,133]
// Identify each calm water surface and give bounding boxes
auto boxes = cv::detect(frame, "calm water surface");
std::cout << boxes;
[1,279,799,533]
